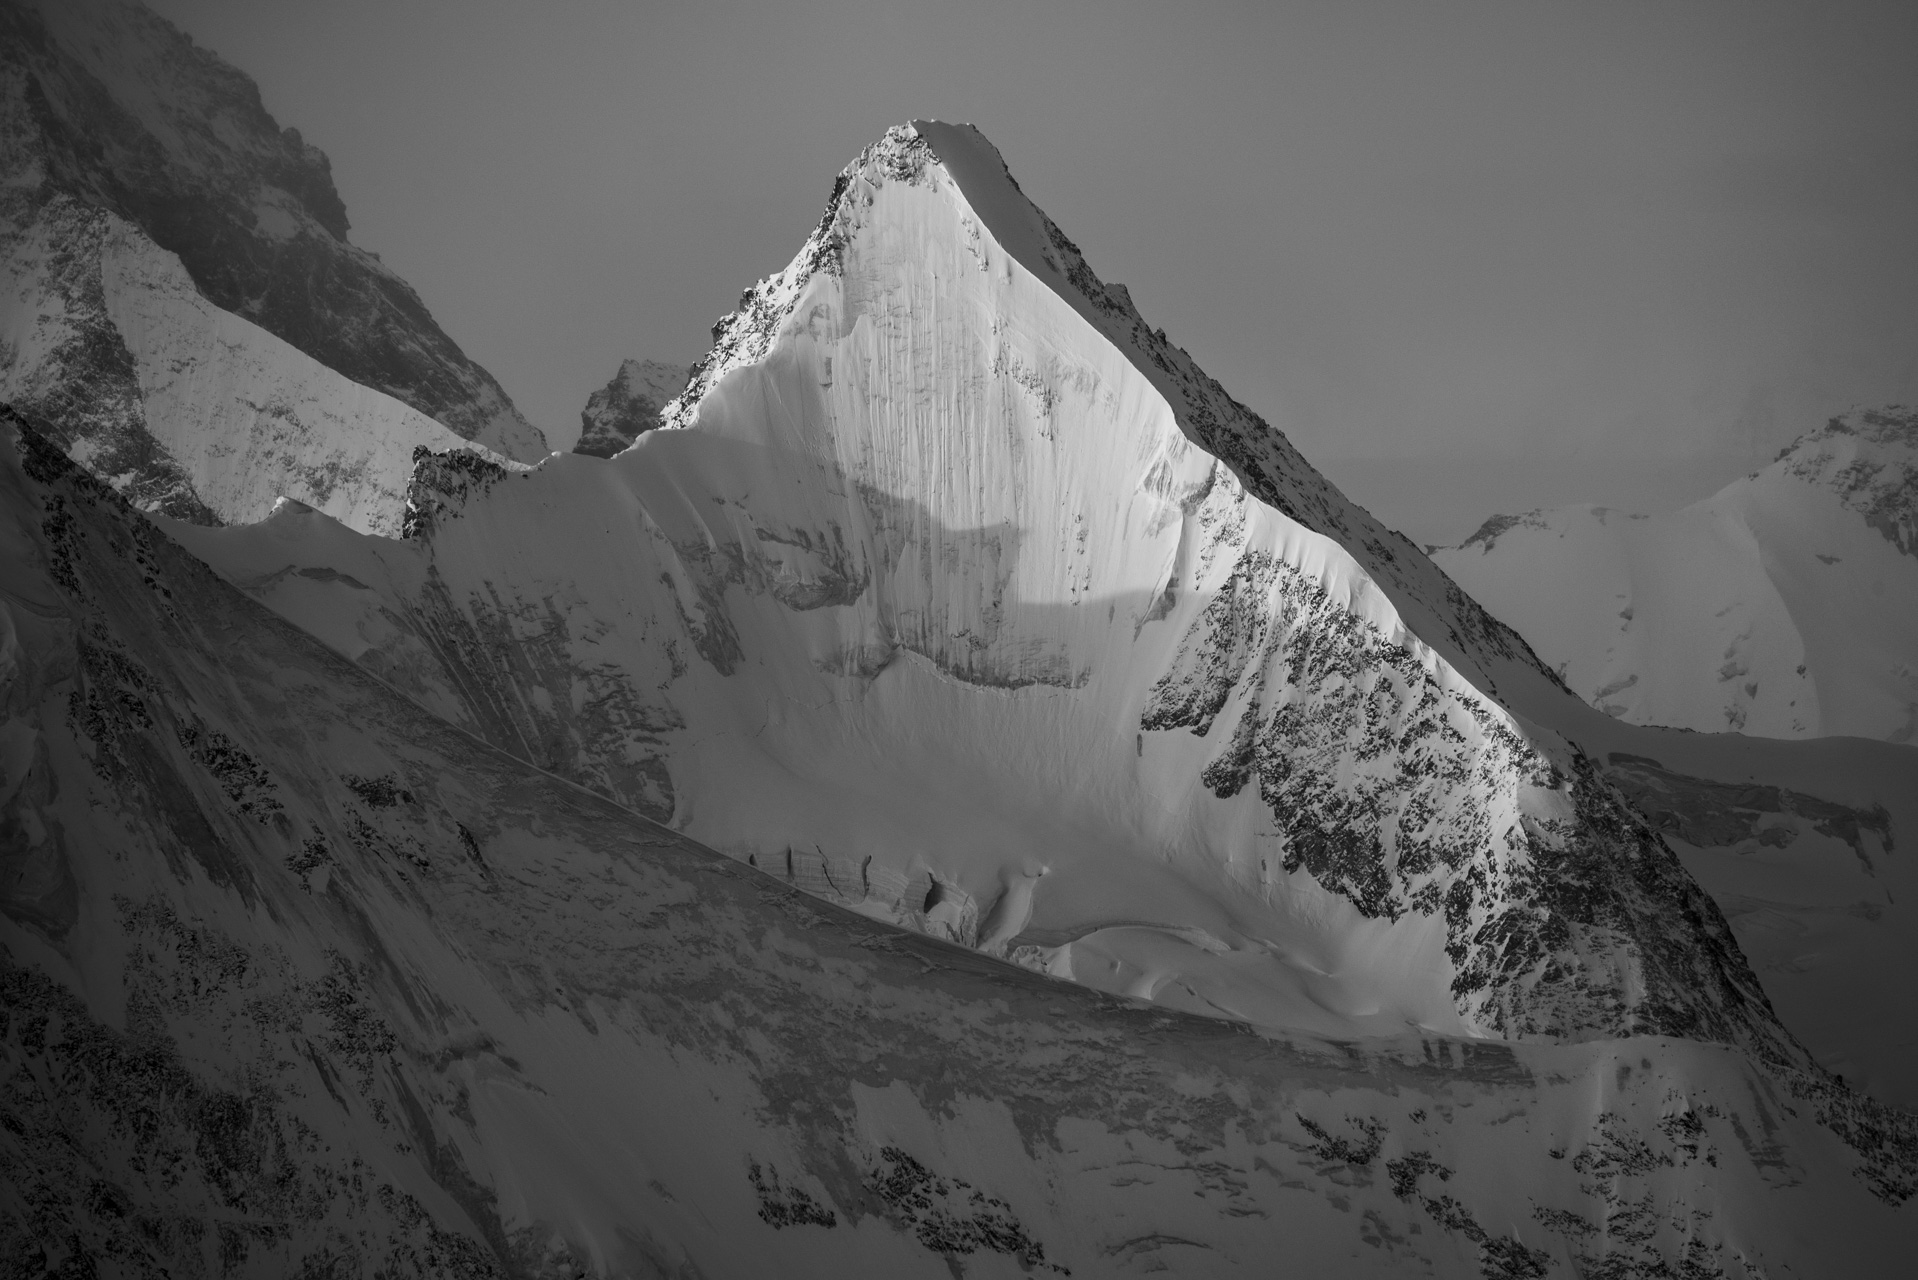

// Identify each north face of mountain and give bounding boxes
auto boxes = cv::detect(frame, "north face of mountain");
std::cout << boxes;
[0,0,547,463]
[573,359,688,458]
[1435,406,1918,741]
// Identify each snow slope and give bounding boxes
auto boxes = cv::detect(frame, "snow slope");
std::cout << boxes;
[6,410,1918,1278]
[176,124,1814,1076]
[0,193,518,534]
[0,0,547,460]
[1434,407,1918,741]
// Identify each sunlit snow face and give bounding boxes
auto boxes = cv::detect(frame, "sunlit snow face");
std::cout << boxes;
[163,126,1760,1059]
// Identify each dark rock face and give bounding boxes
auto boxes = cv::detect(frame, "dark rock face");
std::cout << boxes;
[1141,546,1781,1050]
[1784,405,1918,558]
[572,360,688,458]
[0,0,546,461]
[1606,752,1894,862]
[0,197,219,523]
[401,446,511,540]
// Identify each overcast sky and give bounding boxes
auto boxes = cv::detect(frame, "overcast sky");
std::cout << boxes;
[150,0,1918,540]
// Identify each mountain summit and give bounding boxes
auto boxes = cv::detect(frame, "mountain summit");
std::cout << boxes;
[193,122,1808,1057]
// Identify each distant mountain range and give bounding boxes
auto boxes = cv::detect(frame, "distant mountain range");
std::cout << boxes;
[1437,407,1918,742]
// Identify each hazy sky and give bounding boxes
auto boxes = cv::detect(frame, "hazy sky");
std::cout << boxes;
[149,0,1918,539]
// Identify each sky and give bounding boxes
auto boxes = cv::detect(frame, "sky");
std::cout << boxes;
[148,0,1918,542]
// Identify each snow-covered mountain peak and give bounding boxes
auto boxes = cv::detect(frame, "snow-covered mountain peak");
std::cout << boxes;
[1437,405,1918,740]
[1775,404,1917,556]
[180,119,1811,1067]
[667,121,1570,727]
[10,66,1918,1265]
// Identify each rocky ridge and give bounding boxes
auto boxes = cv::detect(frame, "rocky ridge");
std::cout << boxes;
[666,124,1569,725]
[573,359,688,458]
[0,190,520,535]
[1777,405,1918,557]
[0,0,547,528]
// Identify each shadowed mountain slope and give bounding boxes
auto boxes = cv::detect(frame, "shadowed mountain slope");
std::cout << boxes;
[0,0,546,532]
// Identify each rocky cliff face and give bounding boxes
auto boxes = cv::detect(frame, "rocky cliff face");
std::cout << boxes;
[573,359,688,458]
[0,0,547,527]
[0,189,520,535]
[1436,406,1918,741]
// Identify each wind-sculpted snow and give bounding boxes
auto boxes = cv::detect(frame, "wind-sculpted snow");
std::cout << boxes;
[4,412,1916,1276]
[0,0,547,461]
[1436,406,1918,740]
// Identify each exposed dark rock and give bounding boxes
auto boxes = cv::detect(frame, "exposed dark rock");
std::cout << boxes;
[1605,753,1894,863]
[1781,405,1918,557]
[864,1146,1067,1273]
[747,1163,837,1229]
[0,0,545,460]
[572,360,688,458]
[402,446,511,540]
[1143,545,1778,1050]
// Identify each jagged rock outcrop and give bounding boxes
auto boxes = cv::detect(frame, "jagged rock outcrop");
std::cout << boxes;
[573,359,687,458]
[0,0,546,531]
[1436,406,1918,740]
